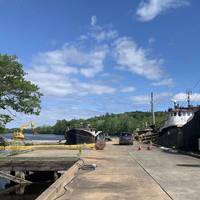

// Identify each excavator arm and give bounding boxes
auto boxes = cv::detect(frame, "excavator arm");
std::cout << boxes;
[13,121,36,140]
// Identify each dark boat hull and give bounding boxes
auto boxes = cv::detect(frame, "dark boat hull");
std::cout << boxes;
[181,110,200,151]
[157,110,200,151]
[157,127,183,149]
[65,128,96,145]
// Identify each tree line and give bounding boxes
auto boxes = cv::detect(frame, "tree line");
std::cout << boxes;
[34,111,167,135]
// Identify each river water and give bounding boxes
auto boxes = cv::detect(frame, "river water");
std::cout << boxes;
[0,133,65,199]
[2,133,64,140]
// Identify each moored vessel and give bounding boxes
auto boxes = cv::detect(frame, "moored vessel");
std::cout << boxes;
[157,101,200,150]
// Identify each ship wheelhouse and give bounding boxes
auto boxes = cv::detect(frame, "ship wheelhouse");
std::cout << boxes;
[160,107,196,132]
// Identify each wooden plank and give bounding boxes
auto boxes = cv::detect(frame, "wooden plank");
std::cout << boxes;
[0,156,78,161]
[36,160,84,200]
[0,171,32,184]
[0,156,79,171]
[0,160,78,171]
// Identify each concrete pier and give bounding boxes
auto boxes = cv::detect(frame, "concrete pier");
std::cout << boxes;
[2,140,200,199]
[52,141,172,200]
[50,140,200,200]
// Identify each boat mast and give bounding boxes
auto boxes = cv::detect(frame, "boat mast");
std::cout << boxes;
[186,90,192,108]
[151,92,155,125]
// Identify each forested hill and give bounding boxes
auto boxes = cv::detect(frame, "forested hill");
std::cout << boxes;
[34,111,167,135]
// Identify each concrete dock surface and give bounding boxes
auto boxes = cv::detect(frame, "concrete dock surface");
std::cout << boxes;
[4,140,200,200]
[57,141,171,200]
[55,140,200,200]
[131,146,200,200]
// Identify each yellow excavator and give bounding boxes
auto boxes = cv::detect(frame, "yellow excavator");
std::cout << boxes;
[12,121,35,140]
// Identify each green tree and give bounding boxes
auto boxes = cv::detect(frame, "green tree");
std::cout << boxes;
[0,54,42,131]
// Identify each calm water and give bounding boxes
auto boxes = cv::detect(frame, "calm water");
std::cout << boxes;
[2,133,64,141]
[0,180,54,200]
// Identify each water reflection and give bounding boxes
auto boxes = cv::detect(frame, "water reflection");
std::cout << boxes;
[0,182,53,200]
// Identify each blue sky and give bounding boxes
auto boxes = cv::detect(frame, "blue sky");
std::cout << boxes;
[1,0,200,127]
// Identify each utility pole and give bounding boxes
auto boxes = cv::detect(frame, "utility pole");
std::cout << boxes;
[151,92,155,125]
[186,90,192,107]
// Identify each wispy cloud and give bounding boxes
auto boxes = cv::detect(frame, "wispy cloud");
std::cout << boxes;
[90,15,97,26]
[131,92,172,105]
[85,16,119,42]
[113,37,163,81]
[148,37,156,44]
[89,25,118,42]
[27,68,116,97]
[136,0,190,22]
[121,86,136,93]
[27,43,116,97]
[152,78,175,87]
[173,93,200,102]
[25,16,174,113]
[32,43,108,78]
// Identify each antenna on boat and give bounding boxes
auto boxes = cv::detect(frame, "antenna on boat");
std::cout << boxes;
[151,92,155,125]
[186,90,192,108]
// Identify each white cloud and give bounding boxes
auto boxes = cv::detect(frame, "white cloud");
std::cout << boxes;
[32,43,107,78]
[131,95,150,105]
[89,16,118,42]
[131,92,172,105]
[121,86,136,93]
[26,43,116,97]
[113,37,163,81]
[81,16,119,42]
[90,26,118,42]
[79,35,88,40]
[173,93,200,102]
[136,0,190,22]
[77,83,116,95]
[79,45,108,78]
[152,78,174,87]
[27,68,116,97]
[91,15,97,26]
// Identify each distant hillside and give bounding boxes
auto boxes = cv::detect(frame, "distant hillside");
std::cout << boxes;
[35,111,167,135]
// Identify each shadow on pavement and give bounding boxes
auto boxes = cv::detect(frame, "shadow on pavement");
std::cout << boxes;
[176,164,200,168]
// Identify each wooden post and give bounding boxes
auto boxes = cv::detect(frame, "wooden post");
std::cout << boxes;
[0,171,31,184]
[151,92,155,125]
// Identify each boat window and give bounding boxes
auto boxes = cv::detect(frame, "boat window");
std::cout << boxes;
[178,111,181,116]
[183,112,186,116]
[187,112,190,116]
[174,112,177,116]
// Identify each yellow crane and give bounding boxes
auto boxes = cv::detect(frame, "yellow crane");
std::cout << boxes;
[12,121,35,140]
